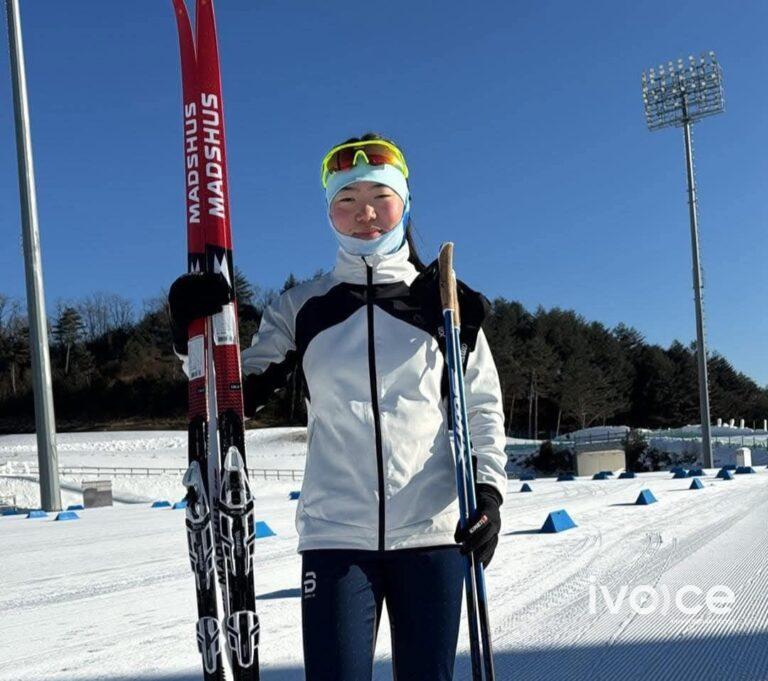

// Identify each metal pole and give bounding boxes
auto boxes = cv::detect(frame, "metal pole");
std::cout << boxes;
[6,0,61,510]
[682,114,714,469]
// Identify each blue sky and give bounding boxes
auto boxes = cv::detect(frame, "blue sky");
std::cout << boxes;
[0,1,766,386]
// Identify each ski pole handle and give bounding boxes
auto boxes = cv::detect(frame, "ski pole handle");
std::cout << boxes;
[438,242,460,327]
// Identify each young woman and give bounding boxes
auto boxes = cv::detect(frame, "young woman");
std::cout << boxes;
[168,133,507,680]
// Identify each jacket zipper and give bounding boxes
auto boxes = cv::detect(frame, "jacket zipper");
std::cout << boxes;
[365,262,386,551]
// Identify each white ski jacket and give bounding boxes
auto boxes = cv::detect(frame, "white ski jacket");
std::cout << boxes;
[242,243,507,552]
[184,242,507,553]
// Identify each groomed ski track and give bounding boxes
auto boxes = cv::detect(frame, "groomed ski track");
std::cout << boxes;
[1,430,767,680]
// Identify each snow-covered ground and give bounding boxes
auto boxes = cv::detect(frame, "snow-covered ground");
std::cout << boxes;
[2,429,768,680]
[0,429,308,509]
[0,428,308,470]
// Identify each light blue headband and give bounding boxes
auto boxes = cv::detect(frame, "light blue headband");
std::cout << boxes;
[325,163,411,256]
[325,163,409,206]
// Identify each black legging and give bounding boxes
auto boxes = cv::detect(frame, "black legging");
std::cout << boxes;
[301,545,465,680]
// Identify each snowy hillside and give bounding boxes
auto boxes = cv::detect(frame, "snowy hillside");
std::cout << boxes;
[2,429,768,680]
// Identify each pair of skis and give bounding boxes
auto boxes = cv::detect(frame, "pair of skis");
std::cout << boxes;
[172,1,260,679]
[439,243,496,681]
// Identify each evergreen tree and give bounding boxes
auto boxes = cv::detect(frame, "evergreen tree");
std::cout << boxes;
[235,267,255,306]
[523,333,559,439]
[281,273,299,293]
[484,299,530,435]
[52,306,85,375]
[666,341,700,425]
[234,269,261,349]
[629,345,676,427]
[559,340,605,429]
[2,281,767,434]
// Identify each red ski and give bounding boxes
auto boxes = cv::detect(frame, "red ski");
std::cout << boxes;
[172,1,260,679]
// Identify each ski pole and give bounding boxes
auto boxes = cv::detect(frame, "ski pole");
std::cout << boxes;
[451,314,496,681]
[439,242,496,681]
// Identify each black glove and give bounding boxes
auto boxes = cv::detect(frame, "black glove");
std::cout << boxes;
[454,484,503,568]
[167,272,232,354]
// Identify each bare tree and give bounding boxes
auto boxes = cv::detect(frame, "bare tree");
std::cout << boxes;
[78,292,110,341]
[107,294,134,330]
[0,295,8,329]
[143,290,169,317]
[255,288,278,314]
[73,292,134,340]
[0,300,29,396]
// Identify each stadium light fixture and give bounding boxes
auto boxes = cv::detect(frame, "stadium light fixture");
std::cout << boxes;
[641,51,725,470]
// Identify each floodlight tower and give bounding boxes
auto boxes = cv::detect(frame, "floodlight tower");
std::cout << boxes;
[7,0,61,509]
[641,52,724,469]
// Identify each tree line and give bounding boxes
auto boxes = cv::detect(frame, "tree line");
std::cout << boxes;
[484,301,767,437]
[0,274,766,435]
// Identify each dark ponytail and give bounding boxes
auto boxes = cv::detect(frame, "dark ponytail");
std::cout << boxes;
[332,131,427,273]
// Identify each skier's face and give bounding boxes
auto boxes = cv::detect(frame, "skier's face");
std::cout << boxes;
[329,181,405,240]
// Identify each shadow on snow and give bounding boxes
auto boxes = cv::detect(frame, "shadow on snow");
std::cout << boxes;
[71,630,768,681]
